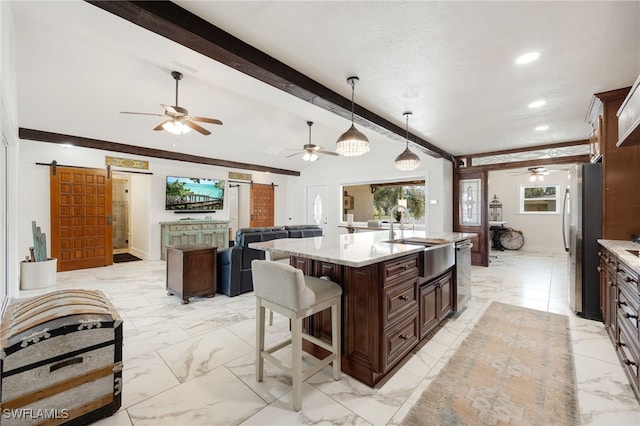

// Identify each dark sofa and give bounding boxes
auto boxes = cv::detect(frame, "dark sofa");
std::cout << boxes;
[217,225,323,297]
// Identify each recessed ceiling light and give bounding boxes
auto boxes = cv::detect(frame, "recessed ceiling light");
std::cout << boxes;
[535,125,549,131]
[60,143,73,149]
[516,52,540,65]
[528,100,546,108]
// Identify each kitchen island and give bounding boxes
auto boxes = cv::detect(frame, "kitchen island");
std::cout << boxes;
[250,230,474,386]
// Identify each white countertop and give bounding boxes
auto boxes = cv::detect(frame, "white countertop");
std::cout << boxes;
[598,239,640,273]
[249,230,475,268]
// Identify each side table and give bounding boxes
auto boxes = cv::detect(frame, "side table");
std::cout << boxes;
[166,244,217,304]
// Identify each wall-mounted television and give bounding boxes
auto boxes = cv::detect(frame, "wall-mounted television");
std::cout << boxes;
[165,176,225,212]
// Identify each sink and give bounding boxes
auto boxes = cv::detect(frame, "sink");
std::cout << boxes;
[387,238,455,278]
[390,237,451,245]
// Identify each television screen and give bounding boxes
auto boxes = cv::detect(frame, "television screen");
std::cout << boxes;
[165,176,225,211]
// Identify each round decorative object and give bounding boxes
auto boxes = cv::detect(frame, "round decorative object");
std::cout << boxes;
[500,229,525,250]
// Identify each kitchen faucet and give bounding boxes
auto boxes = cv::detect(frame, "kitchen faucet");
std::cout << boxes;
[389,205,412,240]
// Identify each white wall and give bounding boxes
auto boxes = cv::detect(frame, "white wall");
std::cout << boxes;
[1,1,20,305]
[488,168,571,253]
[16,140,291,263]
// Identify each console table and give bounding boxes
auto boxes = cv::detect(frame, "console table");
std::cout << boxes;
[160,220,229,260]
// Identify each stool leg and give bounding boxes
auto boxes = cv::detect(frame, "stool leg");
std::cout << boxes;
[291,316,303,411]
[256,298,265,382]
[331,297,341,380]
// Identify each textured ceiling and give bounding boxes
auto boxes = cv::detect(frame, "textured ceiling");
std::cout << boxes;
[9,1,640,173]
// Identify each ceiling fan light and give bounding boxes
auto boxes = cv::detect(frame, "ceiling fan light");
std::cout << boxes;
[162,120,191,135]
[336,124,371,157]
[394,147,421,171]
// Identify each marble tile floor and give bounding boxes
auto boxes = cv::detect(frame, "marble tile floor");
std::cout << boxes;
[16,250,640,425]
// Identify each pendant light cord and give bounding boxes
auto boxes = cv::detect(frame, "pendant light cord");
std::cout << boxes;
[350,80,355,123]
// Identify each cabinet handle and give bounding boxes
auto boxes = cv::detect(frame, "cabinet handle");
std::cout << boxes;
[597,266,602,272]
[403,265,409,270]
[616,300,627,306]
[609,280,615,287]
[616,341,626,347]
[622,312,638,320]
[399,295,409,301]
[399,334,409,341]
[623,359,637,367]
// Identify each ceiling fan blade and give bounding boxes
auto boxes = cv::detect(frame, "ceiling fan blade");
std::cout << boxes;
[286,151,303,158]
[120,111,164,117]
[153,120,171,131]
[183,119,211,135]
[191,116,223,125]
[316,149,339,156]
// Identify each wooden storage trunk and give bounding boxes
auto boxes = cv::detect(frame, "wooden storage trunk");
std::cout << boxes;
[1,290,123,425]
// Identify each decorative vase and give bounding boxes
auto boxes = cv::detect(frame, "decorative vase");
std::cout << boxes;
[20,258,57,290]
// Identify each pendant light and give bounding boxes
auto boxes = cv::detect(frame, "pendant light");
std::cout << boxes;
[336,76,370,157]
[394,112,421,171]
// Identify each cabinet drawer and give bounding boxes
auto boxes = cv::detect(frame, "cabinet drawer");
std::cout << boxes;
[382,255,418,285]
[618,327,640,392]
[200,223,227,230]
[382,310,419,372]
[617,293,639,338]
[169,224,185,231]
[383,277,418,328]
[185,224,201,231]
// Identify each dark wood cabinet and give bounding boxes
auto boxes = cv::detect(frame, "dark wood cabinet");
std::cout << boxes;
[419,270,454,339]
[166,244,217,304]
[292,253,424,386]
[598,244,639,402]
[589,87,640,241]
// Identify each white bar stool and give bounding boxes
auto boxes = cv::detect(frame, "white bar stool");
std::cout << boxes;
[251,259,342,411]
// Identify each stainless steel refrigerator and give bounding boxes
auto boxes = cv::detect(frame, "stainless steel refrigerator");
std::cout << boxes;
[563,162,602,321]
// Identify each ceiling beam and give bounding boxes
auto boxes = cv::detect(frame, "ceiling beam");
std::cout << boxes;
[85,0,454,161]
[19,128,301,176]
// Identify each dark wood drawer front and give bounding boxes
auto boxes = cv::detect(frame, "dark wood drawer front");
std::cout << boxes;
[383,278,418,328]
[618,327,640,396]
[617,291,639,333]
[382,310,420,372]
[382,311,419,372]
[382,255,418,285]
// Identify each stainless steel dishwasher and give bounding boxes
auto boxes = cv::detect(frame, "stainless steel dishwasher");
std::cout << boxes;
[455,239,473,313]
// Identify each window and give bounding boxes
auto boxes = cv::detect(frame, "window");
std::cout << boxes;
[520,184,560,214]
[341,180,426,223]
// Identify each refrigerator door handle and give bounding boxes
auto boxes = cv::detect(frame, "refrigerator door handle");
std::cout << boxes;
[562,187,569,252]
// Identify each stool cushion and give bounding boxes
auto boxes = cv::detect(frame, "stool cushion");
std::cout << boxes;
[252,260,342,312]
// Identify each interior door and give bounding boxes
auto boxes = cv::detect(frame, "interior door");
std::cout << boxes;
[306,185,328,226]
[50,165,113,271]
[250,183,274,227]
[453,169,488,266]
[111,174,130,254]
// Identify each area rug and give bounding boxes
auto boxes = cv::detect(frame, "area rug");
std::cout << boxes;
[401,302,579,426]
[113,253,142,263]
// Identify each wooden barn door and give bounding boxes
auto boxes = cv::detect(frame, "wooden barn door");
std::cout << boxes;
[50,164,113,271]
[250,183,274,227]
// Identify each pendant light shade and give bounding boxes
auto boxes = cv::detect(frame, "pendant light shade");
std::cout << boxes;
[336,76,370,157]
[394,112,421,171]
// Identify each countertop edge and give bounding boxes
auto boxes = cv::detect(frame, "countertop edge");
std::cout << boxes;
[598,239,640,273]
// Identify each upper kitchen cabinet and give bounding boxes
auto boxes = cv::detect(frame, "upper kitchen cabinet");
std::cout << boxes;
[586,96,603,163]
[591,86,640,241]
[616,75,640,147]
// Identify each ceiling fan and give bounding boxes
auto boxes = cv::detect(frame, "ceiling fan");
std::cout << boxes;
[121,71,222,136]
[286,121,339,162]
[508,166,566,182]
